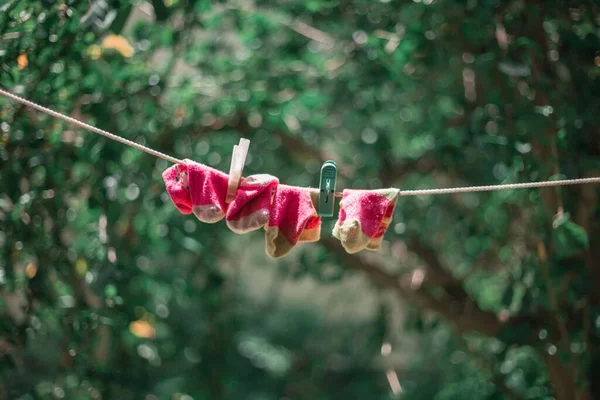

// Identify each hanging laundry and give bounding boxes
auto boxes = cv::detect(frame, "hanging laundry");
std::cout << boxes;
[164,161,280,233]
[163,161,229,223]
[226,174,279,234]
[333,189,400,253]
[265,185,321,258]
[162,163,192,214]
[164,163,321,258]
[3,88,600,259]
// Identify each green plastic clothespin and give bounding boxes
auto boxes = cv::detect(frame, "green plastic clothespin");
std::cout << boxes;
[318,160,338,217]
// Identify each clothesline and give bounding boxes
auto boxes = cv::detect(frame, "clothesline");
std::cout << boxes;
[0,88,182,165]
[2,87,600,197]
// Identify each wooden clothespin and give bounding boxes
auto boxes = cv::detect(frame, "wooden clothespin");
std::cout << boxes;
[318,160,338,217]
[226,138,250,204]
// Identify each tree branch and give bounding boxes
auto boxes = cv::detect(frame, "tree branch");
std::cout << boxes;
[321,238,504,337]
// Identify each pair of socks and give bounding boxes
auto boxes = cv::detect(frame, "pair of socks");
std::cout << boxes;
[162,161,321,258]
[163,161,278,232]
[333,189,400,254]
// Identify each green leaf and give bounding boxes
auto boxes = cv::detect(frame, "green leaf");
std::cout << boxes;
[194,0,212,12]
[105,284,117,298]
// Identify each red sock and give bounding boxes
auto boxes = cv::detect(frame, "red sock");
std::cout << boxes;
[163,160,230,223]
[333,189,399,253]
[226,174,278,234]
[162,164,192,214]
[187,161,229,223]
[265,185,321,258]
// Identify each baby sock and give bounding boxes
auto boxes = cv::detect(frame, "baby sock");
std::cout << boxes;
[163,160,229,223]
[226,174,279,234]
[162,164,192,214]
[188,161,230,223]
[332,188,400,253]
[265,185,321,258]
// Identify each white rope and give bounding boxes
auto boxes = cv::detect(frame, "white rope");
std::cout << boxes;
[399,177,600,196]
[0,87,183,165]
[1,87,599,196]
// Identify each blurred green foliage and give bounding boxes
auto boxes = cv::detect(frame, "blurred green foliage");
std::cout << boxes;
[1,1,600,399]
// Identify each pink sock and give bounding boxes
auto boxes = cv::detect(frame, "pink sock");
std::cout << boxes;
[265,185,321,258]
[332,189,400,253]
[162,164,192,214]
[226,174,279,234]
[164,160,229,223]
